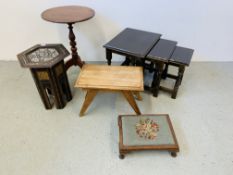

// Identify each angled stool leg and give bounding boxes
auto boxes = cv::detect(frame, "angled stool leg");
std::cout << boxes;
[133,91,143,101]
[122,91,141,115]
[79,89,98,116]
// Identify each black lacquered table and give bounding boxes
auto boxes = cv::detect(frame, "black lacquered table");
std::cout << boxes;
[103,28,194,98]
[103,28,161,65]
[147,42,194,98]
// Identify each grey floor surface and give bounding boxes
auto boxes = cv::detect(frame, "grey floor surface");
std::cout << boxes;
[0,61,233,175]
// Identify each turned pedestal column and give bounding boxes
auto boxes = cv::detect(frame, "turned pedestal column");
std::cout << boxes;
[41,5,95,70]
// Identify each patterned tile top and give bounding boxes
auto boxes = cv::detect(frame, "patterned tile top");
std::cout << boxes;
[17,44,69,68]
[27,48,59,63]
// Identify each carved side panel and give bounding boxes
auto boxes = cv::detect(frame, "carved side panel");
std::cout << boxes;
[55,63,63,77]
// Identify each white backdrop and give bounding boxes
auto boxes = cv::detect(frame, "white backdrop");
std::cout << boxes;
[0,0,232,61]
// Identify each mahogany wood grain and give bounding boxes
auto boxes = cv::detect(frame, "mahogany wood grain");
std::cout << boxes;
[41,6,95,69]
[41,6,95,24]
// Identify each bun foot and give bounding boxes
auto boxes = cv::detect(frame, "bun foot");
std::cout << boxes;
[119,154,125,159]
[170,152,177,157]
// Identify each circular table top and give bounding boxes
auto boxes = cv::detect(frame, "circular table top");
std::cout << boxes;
[41,5,95,24]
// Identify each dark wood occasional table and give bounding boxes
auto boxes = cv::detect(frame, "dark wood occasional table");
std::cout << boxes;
[41,5,95,70]
[147,44,194,98]
[103,28,161,66]
[104,28,194,99]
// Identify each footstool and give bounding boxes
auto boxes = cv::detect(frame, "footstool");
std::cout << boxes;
[118,114,179,159]
[75,64,144,116]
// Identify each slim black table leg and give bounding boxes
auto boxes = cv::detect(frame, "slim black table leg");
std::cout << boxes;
[121,56,131,66]
[152,62,164,97]
[106,49,112,65]
[179,66,185,86]
[162,63,169,79]
[171,65,185,99]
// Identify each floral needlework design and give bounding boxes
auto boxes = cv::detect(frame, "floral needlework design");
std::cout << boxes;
[135,118,159,140]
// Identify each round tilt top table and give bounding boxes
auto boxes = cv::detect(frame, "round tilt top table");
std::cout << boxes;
[41,5,95,70]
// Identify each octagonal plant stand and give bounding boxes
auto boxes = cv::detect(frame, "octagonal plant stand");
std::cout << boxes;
[17,44,72,109]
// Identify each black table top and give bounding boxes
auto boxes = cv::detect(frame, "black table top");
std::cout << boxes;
[147,39,177,63]
[170,46,194,66]
[104,28,161,58]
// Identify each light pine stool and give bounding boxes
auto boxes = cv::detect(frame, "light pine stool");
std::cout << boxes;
[74,64,144,116]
